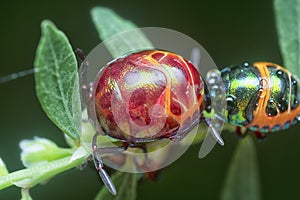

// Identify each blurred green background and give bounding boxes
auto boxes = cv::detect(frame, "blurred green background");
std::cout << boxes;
[1,0,299,199]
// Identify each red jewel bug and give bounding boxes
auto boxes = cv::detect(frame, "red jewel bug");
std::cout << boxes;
[76,28,226,194]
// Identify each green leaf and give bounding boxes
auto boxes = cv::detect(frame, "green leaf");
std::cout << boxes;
[91,7,153,58]
[220,135,261,200]
[19,137,73,167]
[95,172,137,200]
[34,20,81,142]
[274,0,300,75]
[0,158,9,177]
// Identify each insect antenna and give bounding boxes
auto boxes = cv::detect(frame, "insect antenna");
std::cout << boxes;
[0,68,38,84]
[0,49,83,84]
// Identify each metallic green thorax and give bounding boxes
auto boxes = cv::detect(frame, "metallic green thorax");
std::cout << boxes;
[221,63,260,126]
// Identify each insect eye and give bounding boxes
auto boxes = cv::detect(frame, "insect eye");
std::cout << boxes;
[226,95,239,115]
[226,95,236,106]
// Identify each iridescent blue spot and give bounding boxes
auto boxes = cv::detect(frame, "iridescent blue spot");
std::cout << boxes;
[249,125,258,131]
[260,126,270,133]
[271,124,281,132]
[292,118,298,125]
[283,121,291,130]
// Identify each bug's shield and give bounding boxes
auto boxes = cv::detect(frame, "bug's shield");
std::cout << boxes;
[78,27,226,173]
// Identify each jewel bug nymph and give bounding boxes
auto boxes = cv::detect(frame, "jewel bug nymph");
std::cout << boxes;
[221,62,300,135]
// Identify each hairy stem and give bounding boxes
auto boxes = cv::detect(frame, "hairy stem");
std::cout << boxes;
[0,152,88,190]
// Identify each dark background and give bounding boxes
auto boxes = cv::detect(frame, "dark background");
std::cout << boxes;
[1,0,299,199]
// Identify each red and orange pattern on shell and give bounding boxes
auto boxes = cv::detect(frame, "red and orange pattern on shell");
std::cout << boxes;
[94,50,204,144]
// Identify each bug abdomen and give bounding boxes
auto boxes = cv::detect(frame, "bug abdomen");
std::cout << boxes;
[222,62,300,132]
[247,62,300,132]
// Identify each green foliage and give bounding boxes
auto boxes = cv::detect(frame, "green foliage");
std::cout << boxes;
[0,158,8,177]
[34,20,81,142]
[91,7,153,58]
[274,0,300,75]
[0,21,89,198]
[220,135,261,200]
[95,172,138,200]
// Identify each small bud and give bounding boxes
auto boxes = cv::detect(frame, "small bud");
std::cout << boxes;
[20,137,73,167]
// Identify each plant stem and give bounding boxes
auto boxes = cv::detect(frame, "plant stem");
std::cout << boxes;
[0,153,88,190]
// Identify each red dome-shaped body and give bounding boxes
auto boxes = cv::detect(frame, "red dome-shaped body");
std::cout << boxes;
[94,50,204,144]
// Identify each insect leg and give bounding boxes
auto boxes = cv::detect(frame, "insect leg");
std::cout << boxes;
[92,131,117,195]
[235,127,250,138]
[78,154,93,170]
[253,131,267,141]
[94,146,127,155]
[75,49,92,107]
[75,48,86,61]
[236,127,243,137]
[204,118,224,145]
